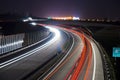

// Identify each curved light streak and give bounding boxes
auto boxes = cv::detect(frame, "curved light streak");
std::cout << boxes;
[91,42,96,80]
[45,26,61,40]
[0,26,61,69]
[42,32,74,80]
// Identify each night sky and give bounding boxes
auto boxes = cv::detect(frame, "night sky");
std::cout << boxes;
[0,0,120,19]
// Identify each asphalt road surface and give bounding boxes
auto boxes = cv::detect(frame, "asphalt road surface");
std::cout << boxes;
[0,24,104,80]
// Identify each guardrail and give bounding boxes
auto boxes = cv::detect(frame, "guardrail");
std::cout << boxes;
[92,40,116,80]
[0,33,52,63]
[78,26,116,80]
[0,33,24,54]
[0,30,50,55]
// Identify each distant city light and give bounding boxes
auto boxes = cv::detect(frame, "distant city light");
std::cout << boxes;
[73,17,80,20]
[48,17,52,19]
[48,16,80,20]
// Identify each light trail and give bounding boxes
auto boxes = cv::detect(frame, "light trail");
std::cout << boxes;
[45,26,61,40]
[83,38,92,80]
[42,31,75,80]
[91,41,96,80]
[55,26,93,80]
[42,26,86,80]
[61,27,87,80]
[40,25,103,80]
[70,36,86,80]
[0,25,61,69]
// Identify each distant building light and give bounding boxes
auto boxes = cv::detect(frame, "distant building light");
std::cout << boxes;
[48,17,52,19]
[51,17,72,20]
[81,19,86,21]
[97,19,100,21]
[107,20,111,22]
[87,19,90,21]
[50,16,80,20]
[91,19,95,21]
[73,17,80,20]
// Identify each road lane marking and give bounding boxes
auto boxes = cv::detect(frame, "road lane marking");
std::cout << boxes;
[91,42,96,80]
[0,26,60,69]
[42,32,75,80]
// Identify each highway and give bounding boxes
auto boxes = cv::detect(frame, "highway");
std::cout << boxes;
[39,25,104,80]
[0,23,104,80]
[0,24,73,80]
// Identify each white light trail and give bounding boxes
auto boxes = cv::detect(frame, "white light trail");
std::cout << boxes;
[91,42,96,80]
[42,31,74,80]
[28,17,33,21]
[23,17,33,22]
[73,17,80,20]
[0,26,61,69]
[45,26,61,40]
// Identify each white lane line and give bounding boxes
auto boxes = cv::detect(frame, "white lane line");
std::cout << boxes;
[0,26,60,69]
[91,42,96,80]
[42,32,75,80]
[0,36,52,68]
[0,33,51,59]
[0,35,51,66]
